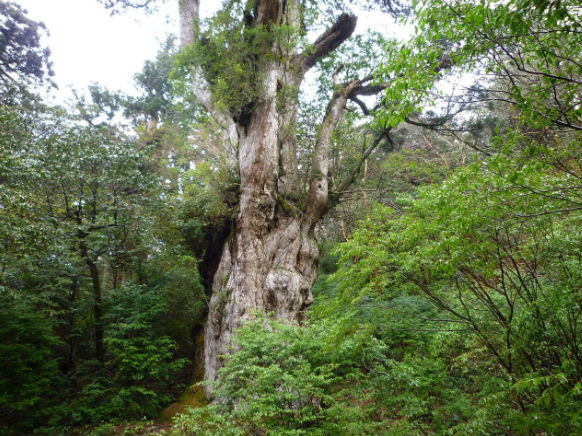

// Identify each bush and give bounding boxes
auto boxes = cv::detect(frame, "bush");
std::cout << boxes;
[175,317,388,436]
[0,295,65,434]
[61,285,189,425]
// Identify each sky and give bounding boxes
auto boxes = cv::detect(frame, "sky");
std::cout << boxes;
[14,1,403,104]
[16,0,180,101]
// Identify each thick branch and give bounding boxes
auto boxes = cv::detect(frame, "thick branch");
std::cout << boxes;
[348,82,389,115]
[310,52,454,211]
[178,0,239,157]
[302,14,358,69]
[351,84,387,96]
[305,79,361,224]
[350,96,371,114]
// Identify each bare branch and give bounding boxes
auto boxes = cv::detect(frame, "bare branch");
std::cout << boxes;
[97,0,155,14]
[333,129,388,196]
[332,64,345,86]
[350,96,370,115]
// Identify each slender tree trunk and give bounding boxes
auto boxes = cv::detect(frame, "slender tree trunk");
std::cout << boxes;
[88,258,104,363]
[65,277,79,373]
[78,230,104,363]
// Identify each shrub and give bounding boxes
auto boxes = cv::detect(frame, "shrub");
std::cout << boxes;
[175,317,388,436]
[0,295,65,434]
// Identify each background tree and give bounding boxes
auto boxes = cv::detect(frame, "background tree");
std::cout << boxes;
[0,1,53,94]
[0,83,207,431]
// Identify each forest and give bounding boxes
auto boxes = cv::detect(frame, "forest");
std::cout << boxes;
[1,0,581,435]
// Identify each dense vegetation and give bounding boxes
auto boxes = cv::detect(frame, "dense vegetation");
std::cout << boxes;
[1,0,581,435]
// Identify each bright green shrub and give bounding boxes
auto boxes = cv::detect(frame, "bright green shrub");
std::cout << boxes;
[334,150,582,435]
[175,317,388,436]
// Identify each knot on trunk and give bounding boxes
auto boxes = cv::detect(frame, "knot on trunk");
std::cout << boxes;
[264,269,313,318]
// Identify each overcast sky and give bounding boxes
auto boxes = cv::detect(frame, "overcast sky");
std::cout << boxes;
[14,1,402,103]
[16,0,179,101]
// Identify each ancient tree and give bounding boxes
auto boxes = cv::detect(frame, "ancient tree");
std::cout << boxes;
[174,0,393,394]
[98,0,392,395]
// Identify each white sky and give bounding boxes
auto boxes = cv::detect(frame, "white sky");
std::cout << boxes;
[14,1,402,103]
[15,0,179,101]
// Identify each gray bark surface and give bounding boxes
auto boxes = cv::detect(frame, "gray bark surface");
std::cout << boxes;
[179,0,359,397]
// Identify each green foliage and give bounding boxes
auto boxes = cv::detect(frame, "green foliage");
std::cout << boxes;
[183,162,234,224]
[131,37,176,119]
[379,0,582,131]
[0,88,205,432]
[172,0,307,121]
[0,294,65,434]
[376,355,473,434]
[46,285,192,428]
[334,142,582,434]
[373,148,450,200]
[142,251,207,357]
[175,317,387,436]
[173,2,263,120]
[311,272,485,435]
[4,1,582,435]
[105,285,189,417]
[64,285,189,424]
[125,36,199,130]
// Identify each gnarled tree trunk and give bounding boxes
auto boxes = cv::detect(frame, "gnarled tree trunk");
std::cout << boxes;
[179,0,367,396]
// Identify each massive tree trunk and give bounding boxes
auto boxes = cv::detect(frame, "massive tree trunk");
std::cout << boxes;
[179,0,362,396]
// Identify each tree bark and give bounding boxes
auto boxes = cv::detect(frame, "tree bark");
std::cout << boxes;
[179,0,358,397]
[75,199,105,363]
[79,235,104,363]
